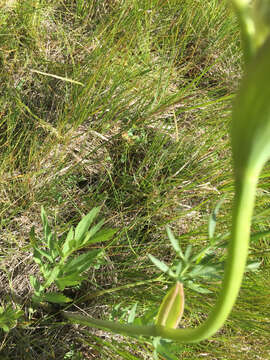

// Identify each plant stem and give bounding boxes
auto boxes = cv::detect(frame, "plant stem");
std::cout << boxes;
[63,171,258,342]
[231,0,256,65]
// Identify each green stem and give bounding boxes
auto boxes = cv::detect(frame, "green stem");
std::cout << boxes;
[63,171,258,342]
[231,0,256,65]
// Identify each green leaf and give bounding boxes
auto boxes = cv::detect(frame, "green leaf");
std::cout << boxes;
[47,232,59,259]
[82,228,117,247]
[0,305,23,332]
[41,292,72,304]
[148,254,170,273]
[156,282,184,328]
[62,226,75,257]
[56,275,86,291]
[43,266,61,288]
[250,229,270,242]
[208,198,225,241]
[29,275,42,295]
[128,303,137,324]
[186,281,212,294]
[74,207,101,244]
[188,265,217,278]
[82,219,105,245]
[41,206,51,242]
[29,226,36,245]
[184,245,192,262]
[33,245,53,263]
[32,248,43,266]
[166,227,184,258]
[62,250,102,276]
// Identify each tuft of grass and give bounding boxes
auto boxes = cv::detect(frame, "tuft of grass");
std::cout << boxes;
[0,0,269,359]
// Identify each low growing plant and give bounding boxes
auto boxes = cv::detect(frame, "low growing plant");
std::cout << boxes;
[29,206,117,304]
[0,304,23,333]
[62,0,270,346]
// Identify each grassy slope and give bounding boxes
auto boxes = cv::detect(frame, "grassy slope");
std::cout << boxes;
[0,0,269,359]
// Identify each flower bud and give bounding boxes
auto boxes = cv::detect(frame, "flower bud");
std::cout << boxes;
[156,282,184,329]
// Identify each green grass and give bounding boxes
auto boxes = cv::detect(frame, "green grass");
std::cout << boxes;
[0,0,269,359]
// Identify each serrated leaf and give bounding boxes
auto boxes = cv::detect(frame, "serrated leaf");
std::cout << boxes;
[74,207,101,244]
[41,292,72,304]
[62,250,102,276]
[148,254,169,273]
[127,303,137,324]
[82,228,117,247]
[156,282,184,328]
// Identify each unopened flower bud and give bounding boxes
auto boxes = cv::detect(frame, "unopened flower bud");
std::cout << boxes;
[156,282,184,329]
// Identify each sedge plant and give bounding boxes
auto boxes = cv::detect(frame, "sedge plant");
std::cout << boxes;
[63,0,270,344]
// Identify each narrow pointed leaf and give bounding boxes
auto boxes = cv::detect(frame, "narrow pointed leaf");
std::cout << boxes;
[33,245,53,263]
[148,254,169,273]
[82,228,117,247]
[82,219,105,245]
[62,250,102,275]
[41,206,51,242]
[166,227,184,258]
[62,226,75,257]
[184,245,192,262]
[74,207,101,244]
[186,280,212,294]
